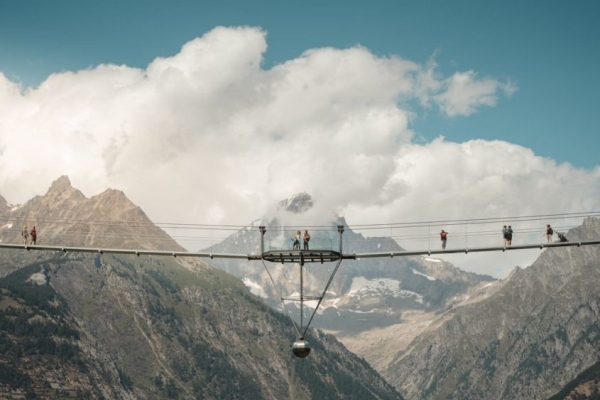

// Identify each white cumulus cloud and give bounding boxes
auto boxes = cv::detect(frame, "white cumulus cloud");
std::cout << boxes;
[434,71,517,117]
[1,26,598,278]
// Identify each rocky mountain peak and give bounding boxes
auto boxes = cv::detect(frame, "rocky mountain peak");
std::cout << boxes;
[0,177,181,251]
[48,175,72,191]
[44,175,85,201]
[96,188,130,203]
[278,192,313,213]
[582,216,600,230]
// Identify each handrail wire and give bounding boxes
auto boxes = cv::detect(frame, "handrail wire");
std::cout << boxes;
[3,210,599,231]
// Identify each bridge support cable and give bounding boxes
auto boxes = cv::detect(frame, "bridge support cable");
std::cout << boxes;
[298,224,346,338]
[301,256,344,339]
[260,259,302,338]
[300,255,304,335]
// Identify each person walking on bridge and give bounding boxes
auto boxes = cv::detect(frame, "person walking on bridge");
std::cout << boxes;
[21,226,28,244]
[303,230,311,250]
[502,225,509,246]
[30,226,37,245]
[440,230,448,249]
[546,224,554,243]
[506,225,513,246]
[292,231,301,250]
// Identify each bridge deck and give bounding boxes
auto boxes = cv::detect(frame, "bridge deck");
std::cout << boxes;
[261,250,345,264]
[1,240,599,262]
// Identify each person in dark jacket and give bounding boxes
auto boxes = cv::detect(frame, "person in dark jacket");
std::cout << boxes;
[546,224,554,243]
[440,230,448,249]
[30,226,37,245]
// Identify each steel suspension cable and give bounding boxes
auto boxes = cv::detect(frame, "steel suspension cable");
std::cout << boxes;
[301,257,344,339]
[260,259,302,338]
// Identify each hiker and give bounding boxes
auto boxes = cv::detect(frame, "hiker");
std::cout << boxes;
[21,225,29,244]
[303,230,311,250]
[506,225,513,246]
[546,224,554,243]
[440,230,448,249]
[29,225,37,245]
[502,225,509,246]
[557,232,568,242]
[291,230,301,250]
[30,226,37,245]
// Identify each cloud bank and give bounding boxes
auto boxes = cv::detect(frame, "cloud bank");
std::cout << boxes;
[1,26,598,277]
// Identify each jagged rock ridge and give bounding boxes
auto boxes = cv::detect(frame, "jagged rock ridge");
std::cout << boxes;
[278,192,314,213]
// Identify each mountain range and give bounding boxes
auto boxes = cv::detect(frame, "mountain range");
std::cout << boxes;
[3,178,600,399]
[385,216,600,399]
[204,192,600,399]
[204,193,496,372]
[0,177,401,399]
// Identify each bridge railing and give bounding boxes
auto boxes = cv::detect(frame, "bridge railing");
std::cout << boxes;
[266,238,334,252]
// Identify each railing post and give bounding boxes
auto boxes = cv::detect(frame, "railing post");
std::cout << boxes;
[259,226,266,256]
[428,223,431,252]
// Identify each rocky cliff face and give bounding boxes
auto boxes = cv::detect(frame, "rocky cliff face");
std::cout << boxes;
[0,178,402,400]
[385,217,600,400]
[204,193,495,372]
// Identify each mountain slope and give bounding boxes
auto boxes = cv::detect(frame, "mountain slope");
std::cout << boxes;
[385,217,600,400]
[0,177,402,400]
[547,360,600,400]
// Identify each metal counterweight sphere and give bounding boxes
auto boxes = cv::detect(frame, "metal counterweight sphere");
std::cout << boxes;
[292,340,311,358]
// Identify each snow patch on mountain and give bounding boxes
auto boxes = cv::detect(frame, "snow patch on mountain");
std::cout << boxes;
[285,297,324,314]
[348,309,379,314]
[243,278,268,298]
[27,272,47,286]
[348,277,424,304]
[411,268,436,281]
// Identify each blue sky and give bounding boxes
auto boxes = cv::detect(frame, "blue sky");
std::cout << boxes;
[1,0,599,168]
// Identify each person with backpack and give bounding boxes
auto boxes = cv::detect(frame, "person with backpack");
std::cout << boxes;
[30,226,37,245]
[21,225,29,244]
[440,230,448,249]
[546,224,554,243]
[506,225,513,245]
[303,230,311,250]
[502,225,509,246]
